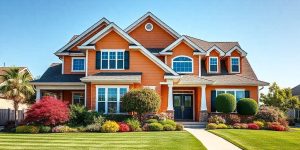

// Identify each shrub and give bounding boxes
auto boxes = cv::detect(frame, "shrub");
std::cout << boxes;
[101,121,119,133]
[159,119,176,127]
[278,118,289,128]
[148,123,163,131]
[118,122,130,132]
[103,114,132,122]
[247,123,260,130]
[163,124,176,131]
[145,119,158,124]
[39,126,51,133]
[142,123,149,131]
[85,124,101,132]
[268,122,286,131]
[241,116,254,123]
[233,123,241,129]
[25,96,69,126]
[255,106,286,122]
[3,121,16,132]
[240,123,248,129]
[207,123,218,130]
[216,94,236,113]
[52,125,77,133]
[253,121,265,128]
[225,115,241,125]
[216,124,228,129]
[77,126,87,132]
[122,89,161,121]
[125,118,141,132]
[176,123,184,131]
[69,104,98,127]
[16,125,39,134]
[208,115,226,124]
[237,98,258,115]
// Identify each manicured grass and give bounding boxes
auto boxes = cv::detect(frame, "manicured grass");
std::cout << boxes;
[209,128,300,150]
[0,131,205,150]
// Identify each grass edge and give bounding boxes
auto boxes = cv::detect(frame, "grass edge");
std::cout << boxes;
[208,130,247,150]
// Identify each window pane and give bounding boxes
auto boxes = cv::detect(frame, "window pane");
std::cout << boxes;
[108,88,117,101]
[173,58,192,73]
[210,65,217,72]
[109,52,116,59]
[226,91,235,97]
[184,96,192,107]
[102,52,108,59]
[120,88,127,98]
[108,102,117,113]
[98,102,105,114]
[231,58,239,65]
[73,93,84,105]
[174,96,181,107]
[109,60,116,69]
[117,52,123,59]
[210,58,217,65]
[117,60,124,69]
[102,60,108,69]
[73,59,84,71]
[174,57,191,61]
[98,88,105,102]
[236,91,245,101]
[217,91,225,96]
[232,65,239,72]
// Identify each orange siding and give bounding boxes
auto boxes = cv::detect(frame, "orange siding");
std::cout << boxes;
[160,85,168,112]
[129,17,176,48]
[227,50,242,74]
[205,50,221,73]
[166,42,199,76]
[63,56,86,74]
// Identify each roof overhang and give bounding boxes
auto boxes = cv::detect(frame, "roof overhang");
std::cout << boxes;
[225,46,247,57]
[30,82,84,86]
[55,52,86,56]
[160,36,206,54]
[205,45,226,56]
[80,75,141,84]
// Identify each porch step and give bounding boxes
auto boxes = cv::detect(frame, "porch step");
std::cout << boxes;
[177,122,207,129]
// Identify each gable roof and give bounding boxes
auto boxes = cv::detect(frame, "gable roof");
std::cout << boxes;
[160,36,206,54]
[125,12,181,39]
[55,18,110,54]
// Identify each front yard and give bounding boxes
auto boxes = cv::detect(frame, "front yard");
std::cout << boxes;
[209,128,300,150]
[0,131,205,150]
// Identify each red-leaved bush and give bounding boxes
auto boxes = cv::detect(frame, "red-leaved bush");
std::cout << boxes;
[25,96,70,126]
[268,122,286,131]
[247,123,260,130]
[118,122,130,132]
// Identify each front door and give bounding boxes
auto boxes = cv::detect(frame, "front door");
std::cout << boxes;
[173,94,193,120]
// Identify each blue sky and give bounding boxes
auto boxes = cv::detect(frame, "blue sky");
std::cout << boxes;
[0,0,299,89]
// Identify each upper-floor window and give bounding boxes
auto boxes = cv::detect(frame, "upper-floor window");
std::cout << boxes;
[231,57,240,73]
[72,57,85,72]
[101,50,124,70]
[172,56,193,73]
[209,57,218,73]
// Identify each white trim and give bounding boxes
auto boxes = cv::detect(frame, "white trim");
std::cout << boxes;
[145,23,153,31]
[160,36,206,54]
[72,91,85,105]
[85,51,88,76]
[34,85,85,90]
[55,18,110,54]
[71,57,86,72]
[208,57,219,73]
[225,46,247,57]
[61,56,64,74]
[206,45,225,56]
[201,85,207,111]
[31,82,84,86]
[198,55,201,77]
[100,49,125,70]
[84,84,87,107]
[125,12,181,38]
[95,85,129,114]
[230,57,241,73]
[215,89,246,101]
[55,52,86,56]
[77,46,96,50]
[171,55,194,74]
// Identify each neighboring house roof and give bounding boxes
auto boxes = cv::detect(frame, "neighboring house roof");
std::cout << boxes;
[0,67,33,82]
[292,85,300,96]
[31,63,84,83]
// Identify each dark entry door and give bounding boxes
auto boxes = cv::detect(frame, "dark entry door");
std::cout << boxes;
[173,94,193,120]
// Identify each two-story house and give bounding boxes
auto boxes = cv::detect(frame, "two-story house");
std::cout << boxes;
[31,12,269,121]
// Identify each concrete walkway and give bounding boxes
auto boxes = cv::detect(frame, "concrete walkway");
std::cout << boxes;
[185,128,241,150]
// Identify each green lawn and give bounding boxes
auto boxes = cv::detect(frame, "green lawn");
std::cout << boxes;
[0,131,205,150]
[209,128,300,150]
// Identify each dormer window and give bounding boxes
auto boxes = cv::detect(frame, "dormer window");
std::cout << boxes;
[72,57,85,72]
[209,57,218,73]
[231,57,240,73]
[172,56,193,73]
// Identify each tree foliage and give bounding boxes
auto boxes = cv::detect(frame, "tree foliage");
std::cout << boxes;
[260,82,300,112]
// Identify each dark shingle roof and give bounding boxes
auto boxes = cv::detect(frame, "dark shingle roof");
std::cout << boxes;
[146,48,164,53]
[31,63,84,82]
[292,85,300,96]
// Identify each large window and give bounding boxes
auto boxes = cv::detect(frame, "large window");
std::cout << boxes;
[231,57,240,73]
[172,56,193,73]
[72,92,85,105]
[96,86,128,114]
[209,57,218,73]
[101,50,124,70]
[216,89,245,101]
[72,57,85,72]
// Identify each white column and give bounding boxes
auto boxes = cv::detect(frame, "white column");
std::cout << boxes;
[167,84,173,111]
[201,85,207,111]
[36,87,41,101]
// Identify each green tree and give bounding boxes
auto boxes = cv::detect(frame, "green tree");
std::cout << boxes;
[260,82,300,112]
[0,68,35,125]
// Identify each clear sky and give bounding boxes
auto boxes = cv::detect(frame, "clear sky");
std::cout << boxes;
[0,0,299,90]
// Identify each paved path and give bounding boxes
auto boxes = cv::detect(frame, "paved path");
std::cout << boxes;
[185,128,241,150]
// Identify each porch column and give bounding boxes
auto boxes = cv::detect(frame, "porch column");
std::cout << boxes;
[167,84,173,111]
[200,85,208,122]
[36,87,41,101]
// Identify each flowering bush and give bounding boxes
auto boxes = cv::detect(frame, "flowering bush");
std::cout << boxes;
[125,118,141,131]
[142,123,149,131]
[39,126,51,133]
[207,123,218,130]
[255,106,286,122]
[216,124,228,129]
[16,125,39,134]
[225,115,241,125]
[247,123,260,130]
[25,96,70,126]
[268,122,286,131]
[101,121,119,133]
[118,122,130,132]
[85,124,101,132]
[52,125,77,133]
[233,123,241,129]
[253,121,265,128]
[208,115,226,124]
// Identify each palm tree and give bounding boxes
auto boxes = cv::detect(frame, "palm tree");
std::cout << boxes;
[0,68,35,125]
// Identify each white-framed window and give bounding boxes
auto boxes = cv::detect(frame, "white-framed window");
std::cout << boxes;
[209,57,218,73]
[96,85,129,114]
[101,50,125,70]
[145,23,153,31]
[172,56,193,73]
[216,89,245,101]
[72,92,85,105]
[72,57,85,72]
[231,57,240,73]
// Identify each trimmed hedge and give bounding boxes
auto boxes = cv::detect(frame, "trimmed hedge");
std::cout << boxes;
[216,94,236,113]
[148,123,163,131]
[237,98,258,115]
[16,126,39,134]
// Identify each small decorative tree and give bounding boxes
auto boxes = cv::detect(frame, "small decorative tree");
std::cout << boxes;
[122,88,160,121]
[25,96,70,126]
[216,93,236,113]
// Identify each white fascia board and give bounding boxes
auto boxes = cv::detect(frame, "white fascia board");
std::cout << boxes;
[206,45,226,56]
[160,36,206,54]
[56,52,86,57]
[225,46,247,57]
[164,75,181,79]
[55,18,110,54]
[77,46,96,50]
[31,82,84,86]
[125,12,180,38]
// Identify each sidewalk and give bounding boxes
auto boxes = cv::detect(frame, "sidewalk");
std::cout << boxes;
[185,128,241,150]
